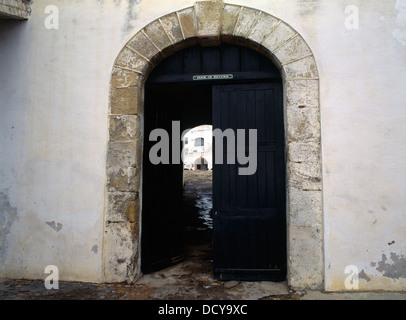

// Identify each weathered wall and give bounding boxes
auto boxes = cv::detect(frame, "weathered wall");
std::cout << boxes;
[0,0,405,291]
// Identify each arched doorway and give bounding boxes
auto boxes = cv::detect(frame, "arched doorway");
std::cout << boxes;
[194,158,208,171]
[104,1,323,290]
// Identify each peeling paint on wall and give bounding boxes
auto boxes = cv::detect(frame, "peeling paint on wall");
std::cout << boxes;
[91,244,98,254]
[376,253,406,280]
[359,269,371,282]
[0,191,17,265]
[46,221,63,232]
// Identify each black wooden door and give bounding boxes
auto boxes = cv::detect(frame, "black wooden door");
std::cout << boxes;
[141,86,184,274]
[212,82,286,281]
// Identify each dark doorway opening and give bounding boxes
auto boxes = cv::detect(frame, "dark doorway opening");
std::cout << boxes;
[141,44,286,281]
[141,84,212,274]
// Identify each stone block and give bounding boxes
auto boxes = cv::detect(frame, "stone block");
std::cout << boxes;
[0,0,31,19]
[262,22,296,52]
[114,47,150,74]
[234,7,262,38]
[103,221,139,282]
[221,4,241,36]
[286,79,319,107]
[288,260,324,290]
[127,31,160,63]
[143,19,173,52]
[107,141,139,169]
[109,115,140,142]
[111,67,144,88]
[286,105,320,143]
[288,187,322,227]
[247,13,280,44]
[284,55,319,79]
[287,224,323,289]
[288,141,320,164]
[177,7,198,40]
[194,1,223,44]
[106,192,140,223]
[110,86,140,115]
[288,160,322,191]
[107,167,140,193]
[159,12,185,46]
[274,35,312,65]
[289,223,322,251]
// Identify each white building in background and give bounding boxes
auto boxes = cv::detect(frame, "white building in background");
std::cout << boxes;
[183,125,213,170]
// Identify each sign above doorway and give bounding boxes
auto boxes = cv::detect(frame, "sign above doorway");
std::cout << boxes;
[193,74,234,81]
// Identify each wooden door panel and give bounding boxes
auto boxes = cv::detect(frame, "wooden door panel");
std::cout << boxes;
[212,82,286,281]
[141,87,184,273]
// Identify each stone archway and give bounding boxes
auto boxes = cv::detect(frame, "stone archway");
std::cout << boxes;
[104,1,323,290]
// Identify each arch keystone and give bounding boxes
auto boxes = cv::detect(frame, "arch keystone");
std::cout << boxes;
[194,1,224,45]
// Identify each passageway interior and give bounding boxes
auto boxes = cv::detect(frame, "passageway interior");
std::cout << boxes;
[182,169,213,256]
[141,83,213,274]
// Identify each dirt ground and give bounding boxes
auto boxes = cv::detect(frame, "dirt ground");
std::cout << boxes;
[0,170,299,300]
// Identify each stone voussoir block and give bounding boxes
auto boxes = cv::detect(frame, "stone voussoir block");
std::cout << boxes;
[247,12,280,45]
[115,47,151,75]
[284,55,319,79]
[127,31,160,62]
[221,4,241,37]
[274,35,312,65]
[159,12,185,46]
[233,7,262,39]
[262,21,297,53]
[177,6,198,40]
[143,19,173,54]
